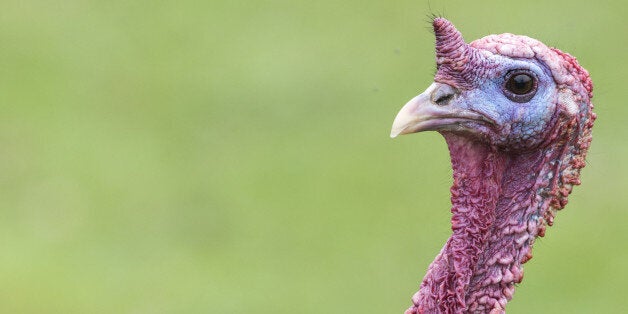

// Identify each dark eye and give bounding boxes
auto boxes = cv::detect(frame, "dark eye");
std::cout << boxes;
[503,71,537,103]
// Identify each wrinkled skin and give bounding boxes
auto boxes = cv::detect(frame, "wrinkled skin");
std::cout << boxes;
[437,57,558,150]
[391,18,595,313]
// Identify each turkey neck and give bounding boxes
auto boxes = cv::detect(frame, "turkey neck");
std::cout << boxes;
[408,134,561,314]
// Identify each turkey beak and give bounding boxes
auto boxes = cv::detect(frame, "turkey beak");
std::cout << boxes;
[391,82,457,138]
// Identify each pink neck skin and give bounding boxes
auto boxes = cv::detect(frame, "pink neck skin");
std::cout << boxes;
[406,134,565,314]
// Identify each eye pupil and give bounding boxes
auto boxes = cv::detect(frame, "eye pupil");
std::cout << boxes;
[507,74,533,94]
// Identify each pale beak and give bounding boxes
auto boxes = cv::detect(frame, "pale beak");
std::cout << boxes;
[390,82,490,138]
[391,83,440,138]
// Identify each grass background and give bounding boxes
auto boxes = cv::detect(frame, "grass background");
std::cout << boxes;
[0,0,625,313]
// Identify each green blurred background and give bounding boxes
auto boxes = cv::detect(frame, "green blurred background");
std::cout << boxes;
[0,0,625,313]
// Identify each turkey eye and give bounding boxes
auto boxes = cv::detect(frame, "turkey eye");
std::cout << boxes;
[503,71,537,103]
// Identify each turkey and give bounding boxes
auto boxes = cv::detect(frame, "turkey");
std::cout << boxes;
[390,18,595,313]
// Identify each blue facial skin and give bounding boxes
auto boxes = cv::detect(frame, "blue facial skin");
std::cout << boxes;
[448,56,558,151]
